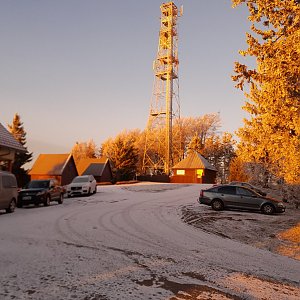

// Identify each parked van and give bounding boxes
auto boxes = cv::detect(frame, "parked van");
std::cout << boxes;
[0,171,18,213]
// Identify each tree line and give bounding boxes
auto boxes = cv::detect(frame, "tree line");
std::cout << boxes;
[72,113,235,183]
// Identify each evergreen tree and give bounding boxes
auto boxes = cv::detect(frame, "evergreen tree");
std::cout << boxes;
[232,0,300,184]
[8,113,33,185]
[102,131,139,181]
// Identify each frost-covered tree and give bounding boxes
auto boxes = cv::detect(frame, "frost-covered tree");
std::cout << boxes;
[101,130,140,181]
[203,133,236,183]
[232,0,300,184]
[71,140,97,163]
[181,114,221,155]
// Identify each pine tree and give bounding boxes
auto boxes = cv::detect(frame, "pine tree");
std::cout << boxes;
[232,0,300,184]
[8,113,33,185]
[102,131,139,181]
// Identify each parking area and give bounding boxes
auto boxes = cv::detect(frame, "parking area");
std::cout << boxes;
[181,202,300,260]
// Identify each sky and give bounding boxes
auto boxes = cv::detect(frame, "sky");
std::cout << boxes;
[1,0,252,164]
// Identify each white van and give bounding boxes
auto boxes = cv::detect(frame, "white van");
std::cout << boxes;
[0,171,18,213]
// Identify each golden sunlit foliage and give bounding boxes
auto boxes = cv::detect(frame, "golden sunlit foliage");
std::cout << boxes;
[101,115,236,183]
[232,0,300,184]
[101,130,140,181]
[202,133,236,183]
[277,222,300,259]
[71,140,97,164]
[229,156,249,182]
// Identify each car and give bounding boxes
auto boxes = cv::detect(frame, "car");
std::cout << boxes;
[198,184,285,214]
[229,181,267,196]
[0,171,18,213]
[67,175,97,197]
[18,179,64,207]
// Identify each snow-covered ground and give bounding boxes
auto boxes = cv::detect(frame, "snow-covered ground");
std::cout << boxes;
[0,183,299,299]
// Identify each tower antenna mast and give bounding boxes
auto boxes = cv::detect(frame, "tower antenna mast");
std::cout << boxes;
[142,2,182,175]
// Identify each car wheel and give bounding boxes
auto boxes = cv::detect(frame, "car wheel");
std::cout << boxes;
[261,204,275,215]
[44,195,51,206]
[93,186,97,194]
[211,199,224,211]
[87,188,91,196]
[6,199,16,213]
[58,193,63,204]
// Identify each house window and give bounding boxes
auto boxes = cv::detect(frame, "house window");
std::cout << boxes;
[176,170,185,175]
[196,169,203,178]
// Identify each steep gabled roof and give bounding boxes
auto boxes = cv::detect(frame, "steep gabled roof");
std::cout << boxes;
[172,151,217,171]
[29,154,72,175]
[0,122,26,152]
[76,158,109,176]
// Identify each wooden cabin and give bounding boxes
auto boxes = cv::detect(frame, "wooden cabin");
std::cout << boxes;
[76,157,113,183]
[171,151,217,184]
[29,154,78,186]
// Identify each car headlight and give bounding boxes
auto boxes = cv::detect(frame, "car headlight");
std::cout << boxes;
[277,203,284,207]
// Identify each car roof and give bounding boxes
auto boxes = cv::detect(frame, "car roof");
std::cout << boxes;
[216,184,261,193]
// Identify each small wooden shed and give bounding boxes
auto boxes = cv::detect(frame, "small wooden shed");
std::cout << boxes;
[76,158,113,183]
[171,151,217,184]
[0,122,26,172]
[29,154,78,186]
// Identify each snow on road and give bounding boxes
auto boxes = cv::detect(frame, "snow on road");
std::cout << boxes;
[0,183,299,300]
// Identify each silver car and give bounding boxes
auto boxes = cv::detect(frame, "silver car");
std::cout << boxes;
[229,181,267,196]
[199,184,285,214]
[0,171,18,213]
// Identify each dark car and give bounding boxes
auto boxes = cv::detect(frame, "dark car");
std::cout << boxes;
[18,179,64,207]
[229,181,267,196]
[198,185,285,214]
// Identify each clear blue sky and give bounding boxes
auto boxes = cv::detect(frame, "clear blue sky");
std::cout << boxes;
[1,0,251,162]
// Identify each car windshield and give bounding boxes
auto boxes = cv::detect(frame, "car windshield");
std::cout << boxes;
[27,180,49,189]
[72,177,89,183]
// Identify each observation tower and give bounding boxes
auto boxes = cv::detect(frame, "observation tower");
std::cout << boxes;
[142,2,182,175]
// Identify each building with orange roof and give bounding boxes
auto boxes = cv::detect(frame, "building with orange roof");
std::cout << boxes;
[29,154,78,186]
[171,151,217,184]
[76,157,113,183]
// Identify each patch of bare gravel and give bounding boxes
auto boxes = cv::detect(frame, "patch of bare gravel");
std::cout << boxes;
[181,203,300,260]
